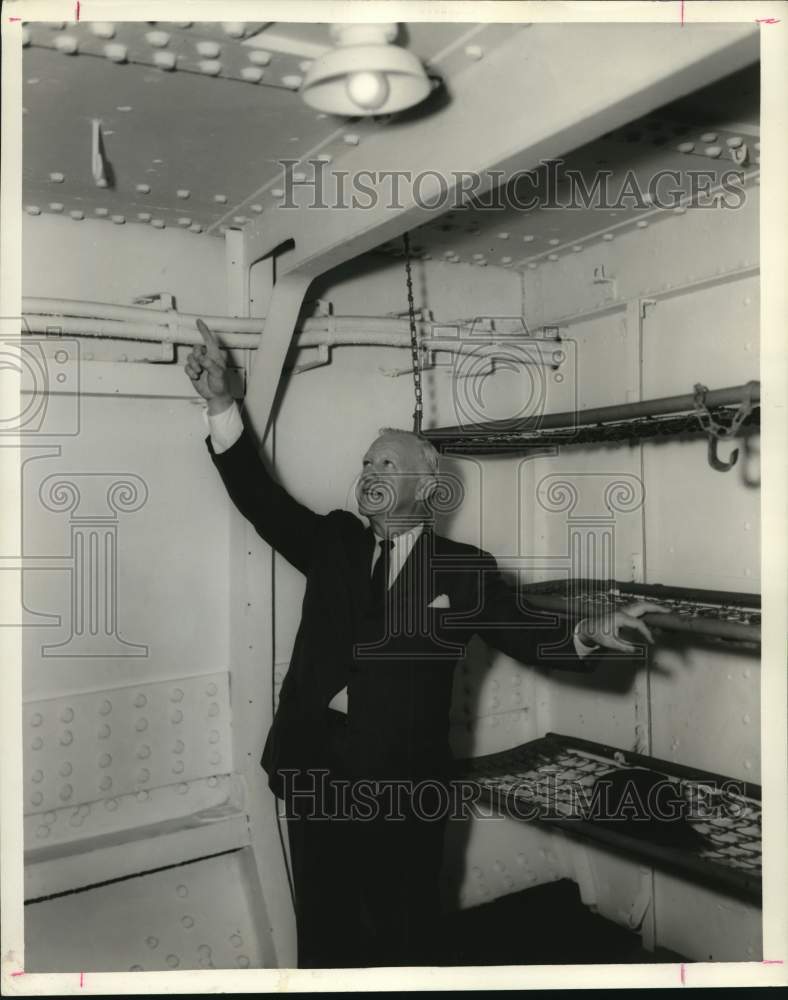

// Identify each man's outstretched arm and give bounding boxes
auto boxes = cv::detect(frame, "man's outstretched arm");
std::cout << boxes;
[185,319,322,575]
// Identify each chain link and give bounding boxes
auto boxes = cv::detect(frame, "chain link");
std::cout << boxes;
[403,232,423,434]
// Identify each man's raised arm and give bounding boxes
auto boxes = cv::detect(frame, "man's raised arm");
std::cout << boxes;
[185,319,322,575]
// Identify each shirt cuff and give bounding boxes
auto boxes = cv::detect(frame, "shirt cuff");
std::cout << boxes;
[573,618,600,658]
[202,400,243,454]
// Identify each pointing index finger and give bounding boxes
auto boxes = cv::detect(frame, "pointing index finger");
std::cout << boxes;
[196,318,222,359]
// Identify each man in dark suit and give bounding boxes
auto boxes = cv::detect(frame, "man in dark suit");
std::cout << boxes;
[185,322,666,968]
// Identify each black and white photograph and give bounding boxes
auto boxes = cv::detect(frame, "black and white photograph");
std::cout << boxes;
[1,1,786,991]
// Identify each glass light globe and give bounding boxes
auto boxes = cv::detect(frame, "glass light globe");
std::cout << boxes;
[345,70,390,111]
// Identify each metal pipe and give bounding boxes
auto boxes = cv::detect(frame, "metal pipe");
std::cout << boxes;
[424,382,761,438]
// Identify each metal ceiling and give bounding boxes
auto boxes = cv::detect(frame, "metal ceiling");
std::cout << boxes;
[22,22,759,273]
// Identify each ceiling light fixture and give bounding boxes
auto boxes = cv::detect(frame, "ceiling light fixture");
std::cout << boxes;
[301,23,430,116]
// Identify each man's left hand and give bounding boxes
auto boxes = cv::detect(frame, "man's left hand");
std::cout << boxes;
[577,601,672,654]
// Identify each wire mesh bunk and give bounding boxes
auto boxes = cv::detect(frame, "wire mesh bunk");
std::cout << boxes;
[458,732,761,901]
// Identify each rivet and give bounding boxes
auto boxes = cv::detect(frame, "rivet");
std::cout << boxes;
[189,224,203,233]
[173,760,185,774]
[250,204,263,213]
[700,132,718,143]
[177,782,189,794]
[44,811,56,823]
[602,233,614,241]
[465,45,484,60]
[472,252,485,260]
[136,183,151,194]
[497,232,510,240]
[153,51,177,70]
[30,713,43,727]
[726,136,743,148]
[94,207,109,217]
[171,709,183,723]
[178,217,192,227]
[572,245,583,252]
[176,884,189,897]
[232,216,247,224]
[138,768,150,782]
[230,934,243,947]
[90,22,116,39]
[59,783,73,801]
[111,214,125,225]
[222,22,247,37]
[32,769,44,783]
[527,262,538,269]
[145,30,170,47]
[36,825,50,839]
[677,142,695,153]
[104,43,128,63]
[281,74,302,89]
[181,915,194,928]
[212,195,227,205]
[236,955,250,968]
[209,751,221,765]
[207,776,218,787]
[547,238,560,246]
[501,256,512,265]
[522,235,534,242]
[59,761,72,777]
[166,954,180,968]
[31,791,44,807]
[70,209,85,221]
[54,35,79,54]
[249,50,272,66]
[199,60,222,76]
[196,40,221,58]
[105,797,118,810]
[343,134,360,146]
[135,717,148,732]
[116,105,133,113]
[60,730,73,745]
[137,212,151,222]
[31,736,44,750]
[137,790,149,802]
[173,739,185,753]
[177,189,190,199]
[151,219,165,229]
[704,146,722,158]
[548,253,559,261]
[146,936,159,948]
[636,220,648,228]
[99,752,112,768]
[136,744,151,759]
[134,693,147,709]
[241,67,264,83]
[100,776,113,791]
[100,701,112,717]
[49,172,65,183]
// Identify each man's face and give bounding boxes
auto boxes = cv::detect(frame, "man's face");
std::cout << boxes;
[355,434,432,524]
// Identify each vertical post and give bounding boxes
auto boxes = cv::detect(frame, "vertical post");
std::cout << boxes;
[224,231,296,967]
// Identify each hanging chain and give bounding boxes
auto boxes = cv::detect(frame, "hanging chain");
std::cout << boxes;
[403,232,423,435]
[693,381,757,440]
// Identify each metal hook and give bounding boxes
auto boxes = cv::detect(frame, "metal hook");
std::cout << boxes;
[708,435,739,472]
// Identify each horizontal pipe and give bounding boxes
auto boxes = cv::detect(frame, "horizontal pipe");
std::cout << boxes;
[424,382,761,438]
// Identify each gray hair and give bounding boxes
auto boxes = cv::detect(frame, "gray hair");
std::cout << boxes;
[376,427,440,474]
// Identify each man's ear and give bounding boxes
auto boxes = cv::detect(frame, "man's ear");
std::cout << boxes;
[416,473,439,503]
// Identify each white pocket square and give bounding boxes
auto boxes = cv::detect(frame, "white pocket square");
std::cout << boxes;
[428,593,451,609]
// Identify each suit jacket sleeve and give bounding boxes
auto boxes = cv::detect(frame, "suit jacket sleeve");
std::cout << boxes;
[206,426,322,576]
[469,552,604,672]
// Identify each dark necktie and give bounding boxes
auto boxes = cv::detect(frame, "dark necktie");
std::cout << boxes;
[370,538,394,607]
